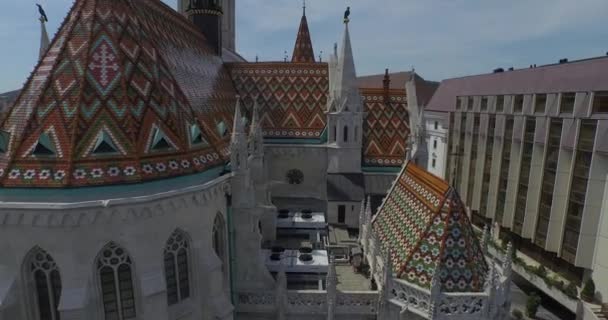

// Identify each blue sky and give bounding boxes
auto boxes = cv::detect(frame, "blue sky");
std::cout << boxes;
[1,0,608,93]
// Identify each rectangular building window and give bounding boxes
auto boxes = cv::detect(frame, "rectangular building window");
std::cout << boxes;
[456,97,463,110]
[481,97,489,111]
[496,96,505,113]
[338,205,346,223]
[592,91,608,113]
[513,118,536,235]
[468,97,474,111]
[561,120,596,263]
[535,94,547,114]
[454,113,467,190]
[534,119,563,248]
[467,114,481,206]
[560,93,575,114]
[479,115,496,218]
[514,95,524,113]
[434,121,439,130]
[495,117,514,224]
[432,158,436,168]
[433,140,438,149]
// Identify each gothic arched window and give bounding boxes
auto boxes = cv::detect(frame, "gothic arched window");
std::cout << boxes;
[96,243,136,320]
[213,214,227,274]
[164,230,190,305]
[343,126,348,142]
[25,247,62,320]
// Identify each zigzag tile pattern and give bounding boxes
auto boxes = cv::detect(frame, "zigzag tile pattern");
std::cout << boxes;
[362,89,410,167]
[372,163,488,292]
[229,63,328,139]
[0,0,235,187]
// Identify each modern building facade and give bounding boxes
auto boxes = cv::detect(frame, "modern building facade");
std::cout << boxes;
[424,58,608,304]
[1,1,498,320]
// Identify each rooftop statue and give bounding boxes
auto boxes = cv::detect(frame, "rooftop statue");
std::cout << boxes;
[344,6,350,23]
[36,4,48,22]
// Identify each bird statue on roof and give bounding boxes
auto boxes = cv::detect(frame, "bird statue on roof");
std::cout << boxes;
[344,7,350,23]
[36,4,48,22]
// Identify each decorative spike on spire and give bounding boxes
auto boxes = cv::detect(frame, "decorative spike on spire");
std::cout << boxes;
[291,2,315,63]
[249,100,264,156]
[232,96,244,136]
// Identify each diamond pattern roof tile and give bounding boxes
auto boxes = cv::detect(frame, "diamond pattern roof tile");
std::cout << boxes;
[372,162,488,292]
[0,0,236,187]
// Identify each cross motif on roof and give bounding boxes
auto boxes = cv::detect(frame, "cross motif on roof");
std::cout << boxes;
[89,43,119,87]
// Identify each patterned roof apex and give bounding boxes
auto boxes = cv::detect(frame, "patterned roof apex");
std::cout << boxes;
[372,162,488,292]
[0,0,236,188]
[291,8,315,63]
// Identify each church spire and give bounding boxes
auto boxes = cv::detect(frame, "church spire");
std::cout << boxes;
[231,96,247,172]
[291,1,315,63]
[36,4,50,59]
[333,16,361,112]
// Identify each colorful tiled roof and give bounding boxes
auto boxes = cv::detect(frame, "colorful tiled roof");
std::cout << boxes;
[372,162,488,292]
[362,88,409,168]
[0,0,236,187]
[291,9,315,63]
[229,63,328,140]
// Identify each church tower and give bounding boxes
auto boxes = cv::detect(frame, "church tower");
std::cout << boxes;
[291,3,315,63]
[185,0,223,55]
[178,0,236,52]
[326,17,364,173]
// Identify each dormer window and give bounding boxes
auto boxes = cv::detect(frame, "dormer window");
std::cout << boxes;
[216,121,227,137]
[0,130,9,154]
[189,124,207,146]
[92,131,119,155]
[32,132,56,157]
[150,127,174,152]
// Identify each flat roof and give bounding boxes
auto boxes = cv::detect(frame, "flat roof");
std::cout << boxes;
[263,249,329,274]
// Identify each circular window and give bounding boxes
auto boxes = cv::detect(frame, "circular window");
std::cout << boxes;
[286,169,304,185]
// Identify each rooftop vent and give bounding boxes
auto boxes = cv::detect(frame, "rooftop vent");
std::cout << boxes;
[301,209,313,219]
[559,58,568,64]
[278,209,290,219]
[271,246,285,254]
[299,253,313,262]
[299,247,313,254]
[493,68,504,73]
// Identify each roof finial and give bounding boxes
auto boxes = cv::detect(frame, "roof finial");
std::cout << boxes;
[343,6,350,24]
[303,0,306,16]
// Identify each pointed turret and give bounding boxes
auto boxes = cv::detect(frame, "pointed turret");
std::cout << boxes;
[39,17,50,59]
[249,100,264,157]
[333,20,361,112]
[291,2,315,63]
[231,97,247,172]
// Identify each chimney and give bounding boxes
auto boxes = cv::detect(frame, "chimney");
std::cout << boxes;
[493,68,504,73]
[187,0,223,56]
[383,69,391,105]
[559,58,568,64]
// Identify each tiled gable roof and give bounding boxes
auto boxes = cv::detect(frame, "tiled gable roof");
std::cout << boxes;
[229,62,328,140]
[0,0,235,187]
[372,162,488,292]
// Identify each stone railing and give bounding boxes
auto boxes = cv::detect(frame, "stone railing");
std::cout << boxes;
[236,290,378,316]
[390,278,432,317]
[437,292,487,318]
